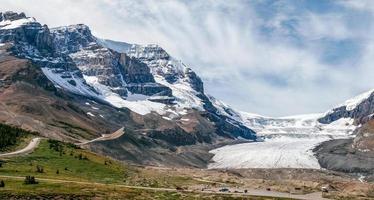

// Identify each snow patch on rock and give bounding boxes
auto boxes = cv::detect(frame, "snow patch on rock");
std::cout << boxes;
[87,112,95,117]
[84,75,167,115]
[0,17,36,30]
[41,68,97,97]
[343,89,374,111]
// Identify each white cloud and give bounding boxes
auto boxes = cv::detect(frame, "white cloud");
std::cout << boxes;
[337,0,374,12]
[1,0,374,116]
[297,13,351,40]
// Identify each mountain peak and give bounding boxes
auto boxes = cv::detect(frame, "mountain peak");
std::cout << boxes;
[0,11,37,30]
[51,24,90,32]
[342,89,374,111]
[128,44,170,60]
[0,11,27,22]
[51,24,95,54]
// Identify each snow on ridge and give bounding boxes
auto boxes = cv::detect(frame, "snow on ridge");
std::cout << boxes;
[154,75,205,111]
[278,113,323,120]
[126,42,204,112]
[41,68,98,98]
[95,38,131,54]
[343,89,374,111]
[207,95,242,121]
[50,24,90,32]
[207,94,356,136]
[83,75,167,116]
[0,17,36,30]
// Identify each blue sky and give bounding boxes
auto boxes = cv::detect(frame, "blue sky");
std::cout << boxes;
[3,0,374,116]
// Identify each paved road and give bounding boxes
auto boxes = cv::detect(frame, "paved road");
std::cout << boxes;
[77,127,125,145]
[0,137,41,157]
[193,178,328,200]
[0,175,329,200]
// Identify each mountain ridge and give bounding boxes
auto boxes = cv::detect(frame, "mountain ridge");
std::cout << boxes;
[0,11,256,167]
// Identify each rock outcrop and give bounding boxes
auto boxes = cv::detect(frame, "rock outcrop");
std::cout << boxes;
[51,24,173,97]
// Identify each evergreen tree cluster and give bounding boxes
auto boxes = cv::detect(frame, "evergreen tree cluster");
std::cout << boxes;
[48,139,63,152]
[0,123,36,151]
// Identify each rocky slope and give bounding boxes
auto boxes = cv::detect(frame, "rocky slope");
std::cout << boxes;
[0,11,256,167]
[314,90,374,180]
[319,89,374,124]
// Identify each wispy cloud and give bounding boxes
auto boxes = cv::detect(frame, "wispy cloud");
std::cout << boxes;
[2,0,374,116]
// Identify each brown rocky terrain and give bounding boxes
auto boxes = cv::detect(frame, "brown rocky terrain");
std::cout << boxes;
[354,119,374,152]
[314,120,374,181]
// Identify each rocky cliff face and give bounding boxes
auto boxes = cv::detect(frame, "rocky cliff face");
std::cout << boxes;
[0,12,54,57]
[51,24,172,98]
[126,44,256,139]
[127,44,204,93]
[319,90,374,124]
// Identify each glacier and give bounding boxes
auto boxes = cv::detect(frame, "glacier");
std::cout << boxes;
[208,98,357,169]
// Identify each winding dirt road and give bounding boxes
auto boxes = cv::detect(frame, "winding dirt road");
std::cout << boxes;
[0,137,41,157]
[77,127,125,145]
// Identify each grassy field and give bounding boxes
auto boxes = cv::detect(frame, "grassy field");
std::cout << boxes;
[0,139,203,187]
[0,139,126,183]
[0,139,296,199]
[0,178,295,200]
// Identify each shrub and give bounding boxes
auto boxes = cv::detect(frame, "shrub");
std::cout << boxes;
[24,176,38,184]
[36,165,44,173]
[48,139,63,152]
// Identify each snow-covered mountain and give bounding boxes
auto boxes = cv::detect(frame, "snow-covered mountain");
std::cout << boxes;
[319,89,374,124]
[0,11,256,141]
[2,11,373,171]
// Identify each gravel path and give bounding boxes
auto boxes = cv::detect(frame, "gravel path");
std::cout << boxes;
[0,137,41,157]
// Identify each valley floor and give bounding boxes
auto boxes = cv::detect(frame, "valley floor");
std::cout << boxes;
[0,139,373,199]
[208,115,356,169]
